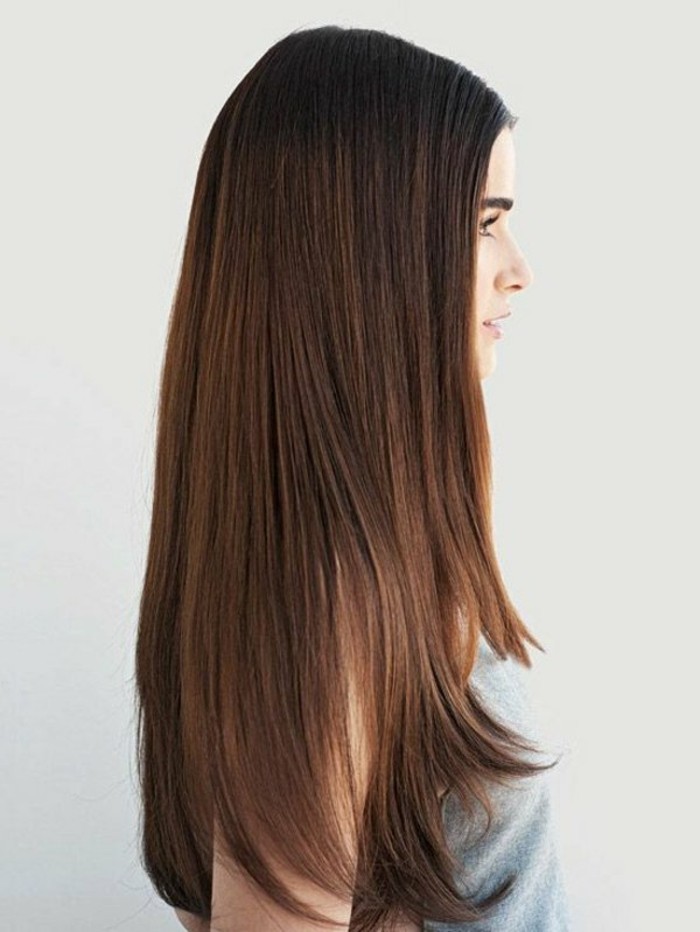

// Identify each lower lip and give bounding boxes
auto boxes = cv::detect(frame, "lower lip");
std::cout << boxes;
[483,321,504,339]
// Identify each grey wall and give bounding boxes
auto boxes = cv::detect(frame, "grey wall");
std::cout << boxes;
[3,3,697,929]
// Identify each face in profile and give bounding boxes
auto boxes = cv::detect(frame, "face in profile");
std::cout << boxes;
[474,128,535,380]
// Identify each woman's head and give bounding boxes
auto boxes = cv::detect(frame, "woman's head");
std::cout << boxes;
[135,25,554,931]
[180,23,525,401]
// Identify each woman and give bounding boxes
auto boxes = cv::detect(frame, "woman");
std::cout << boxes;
[135,25,570,931]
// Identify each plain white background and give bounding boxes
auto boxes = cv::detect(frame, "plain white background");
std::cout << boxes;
[2,2,698,929]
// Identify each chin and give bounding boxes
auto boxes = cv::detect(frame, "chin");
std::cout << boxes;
[478,355,497,381]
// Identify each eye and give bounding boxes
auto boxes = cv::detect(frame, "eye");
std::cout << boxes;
[479,213,500,237]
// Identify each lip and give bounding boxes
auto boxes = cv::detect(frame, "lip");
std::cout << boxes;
[484,311,512,323]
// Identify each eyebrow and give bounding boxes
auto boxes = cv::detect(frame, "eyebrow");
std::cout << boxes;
[480,197,514,211]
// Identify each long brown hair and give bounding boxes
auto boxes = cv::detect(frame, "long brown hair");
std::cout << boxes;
[134,24,559,931]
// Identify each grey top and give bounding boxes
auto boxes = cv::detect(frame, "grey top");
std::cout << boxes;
[423,633,571,931]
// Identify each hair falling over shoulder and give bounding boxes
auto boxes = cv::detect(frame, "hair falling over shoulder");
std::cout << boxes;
[133,24,559,932]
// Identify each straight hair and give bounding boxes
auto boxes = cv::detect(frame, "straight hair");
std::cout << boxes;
[134,24,559,931]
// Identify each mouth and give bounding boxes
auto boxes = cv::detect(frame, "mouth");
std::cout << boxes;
[482,310,511,338]
[483,320,504,338]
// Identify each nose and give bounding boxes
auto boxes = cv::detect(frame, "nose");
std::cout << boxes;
[505,244,534,293]
[517,253,534,290]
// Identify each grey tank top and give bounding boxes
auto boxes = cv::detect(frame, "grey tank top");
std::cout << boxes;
[422,633,572,931]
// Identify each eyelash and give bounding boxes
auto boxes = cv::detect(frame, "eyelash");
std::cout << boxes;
[479,214,500,237]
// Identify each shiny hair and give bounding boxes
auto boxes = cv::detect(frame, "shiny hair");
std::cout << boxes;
[134,24,558,931]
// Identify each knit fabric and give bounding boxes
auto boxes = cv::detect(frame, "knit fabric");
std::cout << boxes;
[422,634,571,931]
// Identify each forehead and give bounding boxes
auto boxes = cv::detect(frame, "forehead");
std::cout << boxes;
[484,128,516,198]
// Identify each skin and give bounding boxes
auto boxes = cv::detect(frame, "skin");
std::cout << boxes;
[475,127,535,380]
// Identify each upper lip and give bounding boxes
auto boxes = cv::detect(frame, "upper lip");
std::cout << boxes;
[485,311,512,323]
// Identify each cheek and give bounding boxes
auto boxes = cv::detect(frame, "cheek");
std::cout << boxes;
[473,274,489,320]
[474,251,488,292]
